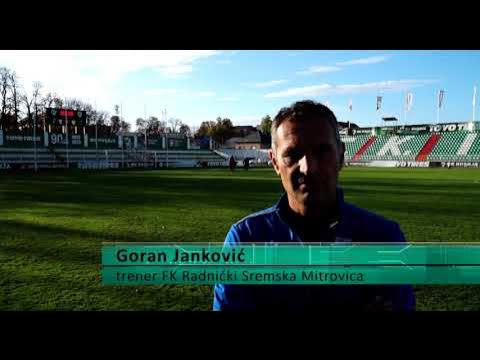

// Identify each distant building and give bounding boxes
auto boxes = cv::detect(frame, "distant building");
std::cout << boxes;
[338,121,359,130]
[225,132,262,149]
[230,125,258,138]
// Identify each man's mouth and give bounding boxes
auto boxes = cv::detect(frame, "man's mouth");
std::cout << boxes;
[298,176,308,185]
[299,183,309,192]
[298,179,310,192]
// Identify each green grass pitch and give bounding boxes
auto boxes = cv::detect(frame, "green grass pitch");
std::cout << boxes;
[1,167,479,310]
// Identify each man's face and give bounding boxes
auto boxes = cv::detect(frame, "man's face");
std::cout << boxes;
[269,118,344,217]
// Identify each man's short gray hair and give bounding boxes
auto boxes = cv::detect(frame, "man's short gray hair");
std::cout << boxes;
[271,100,341,151]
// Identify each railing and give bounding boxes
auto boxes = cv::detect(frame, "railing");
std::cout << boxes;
[0,147,227,169]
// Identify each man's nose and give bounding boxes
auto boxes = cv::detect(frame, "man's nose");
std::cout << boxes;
[299,153,316,175]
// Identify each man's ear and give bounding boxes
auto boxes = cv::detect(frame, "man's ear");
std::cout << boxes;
[337,141,345,172]
[268,148,281,176]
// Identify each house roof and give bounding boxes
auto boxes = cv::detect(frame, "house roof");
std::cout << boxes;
[234,132,261,143]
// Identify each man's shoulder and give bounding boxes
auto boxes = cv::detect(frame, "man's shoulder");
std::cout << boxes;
[342,202,404,241]
[227,205,285,243]
[344,201,397,225]
[233,205,278,228]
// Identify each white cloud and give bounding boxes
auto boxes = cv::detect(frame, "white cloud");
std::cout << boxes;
[266,84,330,98]
[337,55,389,66]
[242,80,288,88]
[216,60,232,64]
[196,91,216,97]
[218,97,239,102]
[252,80,288,88]
[297,65,342,75]
[144,88,178,96]
[0,50,221,112]
[265,79,437,98]
[159,64,193,76]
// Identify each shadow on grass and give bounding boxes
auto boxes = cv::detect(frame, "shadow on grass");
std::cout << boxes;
[1,173,283,209]
[0,219,143,266]
[0,264,214,311]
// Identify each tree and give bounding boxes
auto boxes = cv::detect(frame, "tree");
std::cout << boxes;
[193,117,233,144]
[32,82,42,125]
[110,115,121,134]
[20,88,34,130]
[195,120,216,138]
[8,71,20,125]
[259,115,272,135]
[214,117,227,144]
[53,96,63,108]
[110,105,130,134]
[136,117,148,134]
[179,123,191,137]
[213,117,234,144]
[147,116,161,135]
[41,92,57,109]
[119,120,130,133]
[94,111,109,126]
[168,118,182,133]
[0,67,11,129]
[137,116,168,135]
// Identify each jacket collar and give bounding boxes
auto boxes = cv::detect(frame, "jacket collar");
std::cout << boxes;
[274,187,346,227]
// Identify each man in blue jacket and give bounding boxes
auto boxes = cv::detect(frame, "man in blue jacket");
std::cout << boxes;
[213,100,415,311]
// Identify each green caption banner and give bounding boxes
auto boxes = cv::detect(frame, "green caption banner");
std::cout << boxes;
[101,243,480,285]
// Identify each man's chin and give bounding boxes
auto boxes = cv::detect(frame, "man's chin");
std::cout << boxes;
[297,191,319,205]
[297,190,331,206]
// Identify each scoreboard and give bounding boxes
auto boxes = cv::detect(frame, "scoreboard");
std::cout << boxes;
[46,108,87,126]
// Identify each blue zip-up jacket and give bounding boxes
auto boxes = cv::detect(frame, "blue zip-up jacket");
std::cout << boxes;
[213,188,415,311]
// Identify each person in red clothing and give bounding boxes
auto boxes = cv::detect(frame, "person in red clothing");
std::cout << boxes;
[229,156,236,172]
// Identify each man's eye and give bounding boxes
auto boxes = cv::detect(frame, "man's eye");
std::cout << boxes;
[313,145,332,156]
[283,152,300,165]
[284,152,298,160]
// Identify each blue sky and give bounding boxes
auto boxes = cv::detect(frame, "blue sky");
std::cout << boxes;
[0,50,479,131]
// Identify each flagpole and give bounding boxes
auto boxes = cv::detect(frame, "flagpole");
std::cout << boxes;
[144,104,147,168]
[377,93,382,129]
[121,103,124,169]
[474,102,476,123]
[65,97,69,169]
[473,85,477,123]
[95,100,98,163]
[165,108,168,168]
[33,112,38,173]
[377,93,379,129]
[437,90,440,123]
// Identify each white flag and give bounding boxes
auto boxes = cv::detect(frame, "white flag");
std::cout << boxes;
[405,92,413,112]
[438,90,445,109]
[473,86,477,107]
[376,96,382,111]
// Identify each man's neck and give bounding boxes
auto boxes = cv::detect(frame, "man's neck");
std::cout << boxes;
[285,196,339,225]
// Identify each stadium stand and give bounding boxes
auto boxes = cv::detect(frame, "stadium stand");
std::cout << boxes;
[2,121,480,169]
[416,134,441,161]
[427,131,480,161]
[218,148,270,163]
[358,134,431,161]
[0,147,226,169]
[342,135,370,160]
[337,121,480,165]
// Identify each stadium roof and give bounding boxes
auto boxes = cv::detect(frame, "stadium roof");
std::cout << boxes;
[382,117,398,122]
